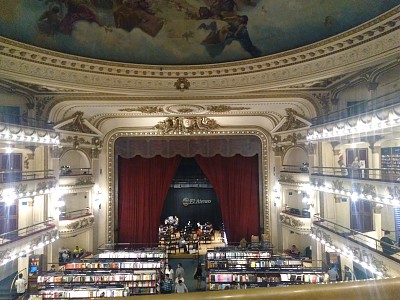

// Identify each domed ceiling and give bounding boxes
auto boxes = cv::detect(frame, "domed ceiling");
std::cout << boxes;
[0,0,399,65]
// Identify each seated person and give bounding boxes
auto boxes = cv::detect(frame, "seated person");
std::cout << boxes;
[178,237,189,253]
[239,237,248,248]
[380,230,399,255]
[288,245,301,257]
[72,245,84,259]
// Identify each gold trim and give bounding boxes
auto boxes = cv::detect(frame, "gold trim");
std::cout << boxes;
[106,127,271,244]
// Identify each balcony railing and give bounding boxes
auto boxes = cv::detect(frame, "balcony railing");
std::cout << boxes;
[0,111,53,129]
[281,164,310,173]
[313,216,400,262]
[282,206,311,218]
[311,95,399,126]
[311,166,400,182]
[59,208,91,220]
[0,218,55,245]
[59,167,92,176]
[0,169,55,183]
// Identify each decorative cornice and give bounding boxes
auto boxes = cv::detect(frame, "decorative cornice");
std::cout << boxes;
[59,215,95,238]
[0,8,398,94]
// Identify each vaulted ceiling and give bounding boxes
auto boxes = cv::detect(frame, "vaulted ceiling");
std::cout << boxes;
[0,2,399,130]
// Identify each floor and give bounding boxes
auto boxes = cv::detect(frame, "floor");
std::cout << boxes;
[167,232,225,292]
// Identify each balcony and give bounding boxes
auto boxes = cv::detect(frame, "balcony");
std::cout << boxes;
[0,170,57,201]
[310,167,400,207]
[58,209,94,238]
[0,112,59,145]
[280,207,312,234]
[0,218,58,265]
[278,164,310,188]
[58,167,94,193]
[311,216,400,278]
[307,100,400,142]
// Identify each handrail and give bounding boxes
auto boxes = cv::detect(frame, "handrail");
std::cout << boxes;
[122,277,400,299]
[59,167,92,176]
[281,164,309,173]
[311,166,400,182]
[9,267,27,298]
[281,206,311,218]
[60,208,91,220]
[313,216,400,261]
[0,169,55,183]
[0,110,53,129]
[311,93,399,125]
[0,218,55,245]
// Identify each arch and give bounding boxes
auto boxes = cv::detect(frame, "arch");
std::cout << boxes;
[105,128,271,245]
[60,149,91,169]
[283,146,308,166]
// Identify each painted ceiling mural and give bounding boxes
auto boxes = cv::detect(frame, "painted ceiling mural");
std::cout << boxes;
[0,0,399,65]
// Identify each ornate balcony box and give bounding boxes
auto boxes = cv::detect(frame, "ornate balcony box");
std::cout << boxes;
[58,214,95,238]
[312,221,400,278]
[310,173,400,207]
[280,211,311,234]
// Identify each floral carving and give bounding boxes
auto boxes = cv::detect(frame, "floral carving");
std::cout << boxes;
[154,117,219,134]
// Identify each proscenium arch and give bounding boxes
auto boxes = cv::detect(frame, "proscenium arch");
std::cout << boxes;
[105,127,272,245]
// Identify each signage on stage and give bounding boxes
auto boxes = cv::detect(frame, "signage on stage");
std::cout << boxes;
[182,197,212,207]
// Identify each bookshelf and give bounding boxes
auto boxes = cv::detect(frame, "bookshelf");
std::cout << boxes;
[206,248,324,290]
[36,249,166,298]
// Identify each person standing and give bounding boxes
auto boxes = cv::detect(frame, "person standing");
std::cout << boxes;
[174,279,188,293]
[351,157,360,178]
[327,266,339,282]
[193,263,204,290]
[344,266,353,281]
[161,274,173,294]
[15,273,27,298]
[165,264,174,281]
[175,263,185,279]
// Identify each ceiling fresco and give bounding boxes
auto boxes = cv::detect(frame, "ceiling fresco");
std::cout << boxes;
[0,0,399,65]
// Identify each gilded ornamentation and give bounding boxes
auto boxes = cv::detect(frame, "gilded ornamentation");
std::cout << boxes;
[154,117,219,134]
[207,105,250,113]
[332,180,344,191]
[59,112,96,134]
[119,106,163,113]
[362,184,376,197]
[387,185,400,200]
[278,174,295,183]
[14,183,28,195]
[174,77,190,91]
[64,216,94,231]
[280,214,309,232]
[76,176,94,186]
[61,136,90,148]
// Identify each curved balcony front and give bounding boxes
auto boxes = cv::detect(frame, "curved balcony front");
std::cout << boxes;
[0,218,58,265]
[58,210,94,238]
[280,209,312,235]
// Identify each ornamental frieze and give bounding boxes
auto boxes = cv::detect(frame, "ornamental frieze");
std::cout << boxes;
[154,117,219,134]
[119,106,163,113]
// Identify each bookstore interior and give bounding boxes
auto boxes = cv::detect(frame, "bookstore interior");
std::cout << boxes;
[0,1,400,299]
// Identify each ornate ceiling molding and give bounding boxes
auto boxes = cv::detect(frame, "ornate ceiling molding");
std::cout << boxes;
[0,8,398,94]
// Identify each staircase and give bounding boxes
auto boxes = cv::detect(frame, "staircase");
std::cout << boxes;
[0,272,17,300]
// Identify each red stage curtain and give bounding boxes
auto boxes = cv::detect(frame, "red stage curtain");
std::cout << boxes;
[195,154,260,244]
[118,155,181,245]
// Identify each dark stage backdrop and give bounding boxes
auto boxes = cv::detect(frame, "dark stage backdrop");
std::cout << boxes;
[161,187,222,229]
